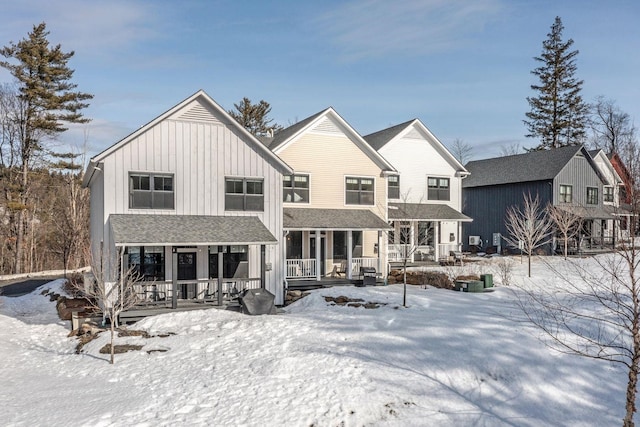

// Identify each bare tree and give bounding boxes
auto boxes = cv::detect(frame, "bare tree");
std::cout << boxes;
[503,192,553,277]
[73,248,144,364]
[499,143,522,157]
[547,204,582,260]
[449,138,473,165]
[389,195,434,306]
[590,96,636,155]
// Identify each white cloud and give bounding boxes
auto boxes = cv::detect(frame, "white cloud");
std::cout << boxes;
[316,0,505,60]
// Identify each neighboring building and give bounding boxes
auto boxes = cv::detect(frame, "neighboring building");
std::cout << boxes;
[589,149,630,242]
[83,90,293,306]
[462,145,612,253]
[363,119,471,263]
[262,108,395,281]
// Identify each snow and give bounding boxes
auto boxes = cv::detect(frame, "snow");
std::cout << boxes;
[0,256,628,426]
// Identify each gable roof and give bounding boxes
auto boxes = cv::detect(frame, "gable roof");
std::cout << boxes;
[83,90,293,187]
[588,148,622,186]
[262,107,396,172]
[363,119,468,173]
[463,145,599,188]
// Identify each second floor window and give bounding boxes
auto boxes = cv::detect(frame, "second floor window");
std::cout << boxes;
[587,187,598,205]
[559,184,572,203]
[226,178,264,211]
[604,186,614,203]
[283,174,309,203]
[130,173,174,209]
[346,177,374,205]
[428,177,450,201]
[388,175,400,199]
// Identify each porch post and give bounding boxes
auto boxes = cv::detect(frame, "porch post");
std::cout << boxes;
[410,221,415,262]
[377,230,382,277]
[315,229,321,281]
[434,221,440,262]
[217,246,223,306]
[260,244,266,289]
[171,249,178,309]
[347,230,353,280]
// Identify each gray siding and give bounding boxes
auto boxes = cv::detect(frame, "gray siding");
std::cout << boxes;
[462,181,552,251]
[554,153,603,207]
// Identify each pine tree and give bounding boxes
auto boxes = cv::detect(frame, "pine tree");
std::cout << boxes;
[524,16,588,150]
[228,97,282,137]
[0,22,93,273]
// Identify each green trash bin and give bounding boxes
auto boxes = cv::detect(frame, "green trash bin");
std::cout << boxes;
[466,280,484,293]
[481,274,493,288]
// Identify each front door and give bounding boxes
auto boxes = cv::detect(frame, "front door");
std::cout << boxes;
[177,252,197,299]
[310,235,326,277]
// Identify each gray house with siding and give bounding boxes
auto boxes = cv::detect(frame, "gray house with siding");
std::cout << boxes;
[462,145,611,253]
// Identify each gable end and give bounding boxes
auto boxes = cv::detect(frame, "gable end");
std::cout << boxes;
[310,116,342,135]
[175,100,224,124]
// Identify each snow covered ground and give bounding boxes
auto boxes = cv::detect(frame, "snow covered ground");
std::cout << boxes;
[0,255,629,426]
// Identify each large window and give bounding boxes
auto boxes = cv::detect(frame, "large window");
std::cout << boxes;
[428,177,450,201]
[587,187,598,205]
[129,173,174,209]
[126,246,165,281]
[333,231,362,260]
[604,186,614,203]
[418,221,433,246]
[346,177,374,205]
[283,174,309,203]
[388,175,400,199]
[225,178,264,211]
[559,184,573,203]
[209,246,248,278]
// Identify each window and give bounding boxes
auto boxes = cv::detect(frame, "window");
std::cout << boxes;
[559,185,572,203]
[388,222,395,244]
[587,187,598,205]
[130,173,174,209]
[283,174,309,203]
[126,246,165,281]
[333,231,362,259]
[604,186,614,203]
[209,246,248,278]
[428,177,450,201]
[418,221,433,246]
[345,177,374,205]
[388,175,400,199]
[225,178,264,211]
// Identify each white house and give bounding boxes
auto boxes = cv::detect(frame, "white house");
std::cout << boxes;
[83,90,293,306]
[589,149,629,242]
[363,119,471,262]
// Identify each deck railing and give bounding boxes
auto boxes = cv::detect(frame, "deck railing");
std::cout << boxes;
[133,278,261,308]
[286,259,317,278]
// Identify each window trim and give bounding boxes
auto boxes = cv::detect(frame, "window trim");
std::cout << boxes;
[129,172,175,210]
[388,175,400,200]
[586,187,599,205]
[427,176,450,201]
[559,184,573,203]
[283,173,310,204]
[345,176,375,206]
[225,177,265,211]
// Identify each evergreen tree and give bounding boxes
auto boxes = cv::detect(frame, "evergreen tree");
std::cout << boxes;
[0,22,93,273]
[228,97,282,137]
[524,16,588,150]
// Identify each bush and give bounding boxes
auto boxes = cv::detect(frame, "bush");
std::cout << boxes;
[422,271,453,289]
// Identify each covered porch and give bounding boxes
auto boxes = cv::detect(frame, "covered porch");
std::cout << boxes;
[553,205,618,253]
[387,202,472,263]
[283,208,391,281]
[109,214,278,311]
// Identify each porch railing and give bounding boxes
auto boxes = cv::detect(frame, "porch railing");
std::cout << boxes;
[388,245,434,262]
[286,257,379,279]
[132,278,261,308]
[438,243,462,260]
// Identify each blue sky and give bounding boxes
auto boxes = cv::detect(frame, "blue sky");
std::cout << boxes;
[1,0,638,161]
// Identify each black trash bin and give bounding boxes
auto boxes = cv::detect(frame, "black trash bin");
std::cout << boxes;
[238,288,276,315]
[359,267,376,287]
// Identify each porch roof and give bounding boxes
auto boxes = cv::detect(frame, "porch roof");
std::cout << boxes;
[388,203,472,222]
[109,214,278,246]
[283,208,391,230]
[556,205,615,220]
[604,204,634,216]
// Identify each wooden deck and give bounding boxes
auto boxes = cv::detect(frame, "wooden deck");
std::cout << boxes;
[119,300,241,323]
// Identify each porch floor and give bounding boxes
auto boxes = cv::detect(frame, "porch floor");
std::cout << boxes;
[119,300,241,323]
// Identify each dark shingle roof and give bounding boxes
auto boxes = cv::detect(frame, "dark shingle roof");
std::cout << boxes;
[463,145,584,188]
[283,208,391,230]
[110,214,277,245]
[363,119,415,150]
[388,203,472,222]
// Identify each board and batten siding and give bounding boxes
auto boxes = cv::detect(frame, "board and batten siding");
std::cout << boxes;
[462,181,552,251]
[553,154,603,207]
[96,98,286,302]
